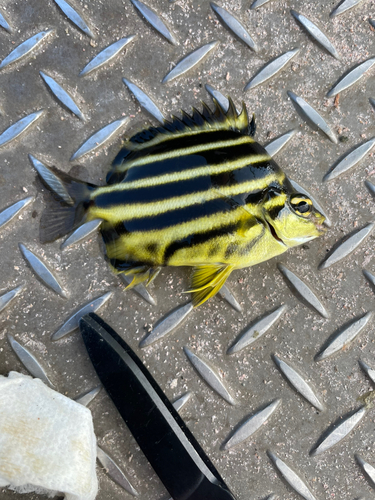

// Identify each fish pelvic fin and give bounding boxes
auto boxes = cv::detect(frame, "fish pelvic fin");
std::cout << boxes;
[38,166,97,243]
[188,264,235,307]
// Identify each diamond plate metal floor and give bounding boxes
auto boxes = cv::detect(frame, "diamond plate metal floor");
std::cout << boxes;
[1,0,375,499]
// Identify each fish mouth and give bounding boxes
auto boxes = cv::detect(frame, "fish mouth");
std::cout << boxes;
[266,220,286,246]
[314,221,327,235]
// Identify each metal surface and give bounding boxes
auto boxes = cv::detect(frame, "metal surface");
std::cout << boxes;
[1,1,375,499]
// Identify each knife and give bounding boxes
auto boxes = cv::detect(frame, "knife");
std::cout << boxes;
[79,313,238,500]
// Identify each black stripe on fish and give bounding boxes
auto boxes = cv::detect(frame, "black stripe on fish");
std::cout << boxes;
[211,160,277,188]
[94,176,212,207]
[111,198,235,233]
[125,129,249,165]
[267,204,285,220]
[122,140,269,183]
[95,160,283,210]
[107,129,255,183]
[163,223,239,263]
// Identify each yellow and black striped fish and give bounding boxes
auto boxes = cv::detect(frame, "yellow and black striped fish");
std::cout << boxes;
[39,98,326,306]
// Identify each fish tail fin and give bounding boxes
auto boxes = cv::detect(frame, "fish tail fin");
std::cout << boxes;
[38,166,97,243]
[187,264,235,307]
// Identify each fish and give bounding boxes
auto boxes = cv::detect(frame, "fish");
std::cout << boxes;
[38,98,326,307]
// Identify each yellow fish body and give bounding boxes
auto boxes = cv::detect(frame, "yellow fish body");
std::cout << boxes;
[39,98,326,306]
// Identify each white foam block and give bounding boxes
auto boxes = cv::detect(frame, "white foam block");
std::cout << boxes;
[0,372,98,500]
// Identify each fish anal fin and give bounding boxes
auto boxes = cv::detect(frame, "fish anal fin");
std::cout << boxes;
[109,259,159,289]
[124,266,161,288]
[123,271,151,289]
[189,264,235,307]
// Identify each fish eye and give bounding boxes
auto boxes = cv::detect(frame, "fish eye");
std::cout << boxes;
[290,195,313,216]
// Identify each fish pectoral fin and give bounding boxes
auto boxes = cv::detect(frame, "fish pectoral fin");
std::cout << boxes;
[188,264,235,307]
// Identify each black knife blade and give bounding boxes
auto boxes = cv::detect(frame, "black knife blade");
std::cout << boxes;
[80,313,238,500]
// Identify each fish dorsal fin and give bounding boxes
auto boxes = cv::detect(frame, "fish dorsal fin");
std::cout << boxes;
[127,97,253,149]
